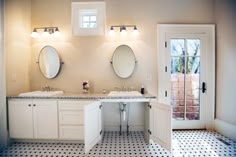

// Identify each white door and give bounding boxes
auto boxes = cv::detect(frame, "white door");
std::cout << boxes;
[84,102,102,154]
[8,99,34,138]
[166,34,207,129]
[158,25,215,130]
[33,100,58,139]
[149,101,172,151]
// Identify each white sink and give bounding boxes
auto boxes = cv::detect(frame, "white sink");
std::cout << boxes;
[108,91,142,97]
[19,91,64,97]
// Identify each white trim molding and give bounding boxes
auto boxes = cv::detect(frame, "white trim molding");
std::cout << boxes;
[0,0,8,150]
[215,119,236,141]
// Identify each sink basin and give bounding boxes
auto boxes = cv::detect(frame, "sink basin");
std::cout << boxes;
[19,91,64,97]
[108,91,142,97]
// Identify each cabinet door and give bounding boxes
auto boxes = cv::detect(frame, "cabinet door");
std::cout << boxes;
[33,100,58,139]
[149,101,172,151]
[8,99,34,138]
[144,102,151,142]
[84,101,102,154]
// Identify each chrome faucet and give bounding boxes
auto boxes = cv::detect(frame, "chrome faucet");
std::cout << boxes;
[41,86,54,91]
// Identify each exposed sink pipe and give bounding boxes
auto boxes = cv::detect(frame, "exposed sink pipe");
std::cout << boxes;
[119,102,130,135]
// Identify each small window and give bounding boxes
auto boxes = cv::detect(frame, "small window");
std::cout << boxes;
[80,10,97,29]
[72,2,106,36]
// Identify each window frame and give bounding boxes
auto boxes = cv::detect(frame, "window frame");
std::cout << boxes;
[72,2,106,36]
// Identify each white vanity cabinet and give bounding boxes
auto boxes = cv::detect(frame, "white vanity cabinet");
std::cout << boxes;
[58,100,102,153]
[8,96,171,153]
[8,99,58,139]
[8,99,102,154]
[8,99,34,139]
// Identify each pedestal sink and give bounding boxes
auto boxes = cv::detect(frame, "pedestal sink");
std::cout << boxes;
[19,91,64,97]
[108,91,142,97]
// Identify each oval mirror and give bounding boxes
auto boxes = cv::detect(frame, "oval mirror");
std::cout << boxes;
[38,46,61,79]
[112,45,136,78]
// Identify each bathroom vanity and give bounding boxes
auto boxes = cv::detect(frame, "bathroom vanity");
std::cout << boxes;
[7,93,172,153]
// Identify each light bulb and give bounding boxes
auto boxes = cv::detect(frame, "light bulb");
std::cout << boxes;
[30,28,40,38]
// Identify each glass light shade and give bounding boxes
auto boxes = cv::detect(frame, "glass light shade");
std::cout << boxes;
[109,27,115,36]
[133,26,139,35]
[53,28,61,37]
[42,28,50,38]
[30,28,40,38]
[120,26,127,36]
[31,31,40,38]
[53,31,61,37]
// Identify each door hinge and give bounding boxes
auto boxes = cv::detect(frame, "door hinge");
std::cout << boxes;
[148,104,152,109]
[100,130,103,135]
[165,91,167,97]
[99,105,102,109]
[165,41,167,48]
[165,66,167,72]
[148,129,152,135]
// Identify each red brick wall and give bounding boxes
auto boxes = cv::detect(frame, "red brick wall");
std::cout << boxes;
[171,74,200,120]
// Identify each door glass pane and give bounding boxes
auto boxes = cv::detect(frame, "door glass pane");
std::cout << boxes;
[171,39,185,56]
[171,57,185,120]
[185,57,200,120]
[171,39,201,120]
[187,39,200,56]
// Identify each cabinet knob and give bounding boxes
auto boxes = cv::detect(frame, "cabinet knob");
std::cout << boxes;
[33,104,36,106]
[28,104,31,107]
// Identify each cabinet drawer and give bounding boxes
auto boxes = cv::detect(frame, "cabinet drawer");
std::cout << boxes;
[59,111,84,125]
[59,125,84,140]
[58,100,98,110]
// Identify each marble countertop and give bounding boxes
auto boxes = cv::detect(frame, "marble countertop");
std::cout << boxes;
[7,92,156,100]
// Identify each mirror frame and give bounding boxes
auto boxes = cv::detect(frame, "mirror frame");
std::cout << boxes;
[111,44,137,79]
[38,45,61,79]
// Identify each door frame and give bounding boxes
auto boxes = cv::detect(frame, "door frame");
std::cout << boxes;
[157,24,215,130]
[0,0,8,150]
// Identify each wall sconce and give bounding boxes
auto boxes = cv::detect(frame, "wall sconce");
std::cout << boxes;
[31,27,60,38]
[109,25,139,36]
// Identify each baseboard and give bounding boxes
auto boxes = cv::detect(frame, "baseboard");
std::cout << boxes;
[214,119,236,141]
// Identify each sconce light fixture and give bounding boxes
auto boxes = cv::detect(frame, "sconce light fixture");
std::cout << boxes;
[109,25,139,36]
[31,27,60,38]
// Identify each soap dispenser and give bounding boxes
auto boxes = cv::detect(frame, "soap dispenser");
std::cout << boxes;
[141,85,145,94]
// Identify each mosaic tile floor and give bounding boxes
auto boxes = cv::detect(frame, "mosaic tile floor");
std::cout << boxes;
[0,130,235,157]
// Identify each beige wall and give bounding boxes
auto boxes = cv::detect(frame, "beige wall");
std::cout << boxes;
[5,0,31,96]
[215,0,236,126]
[30,0,215,95]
